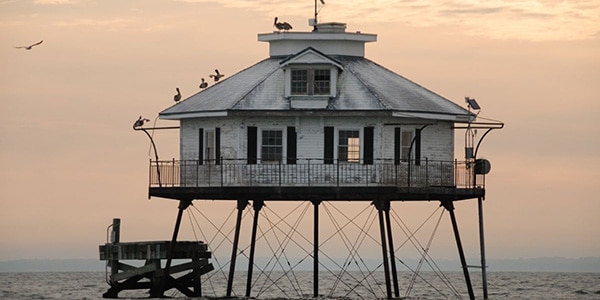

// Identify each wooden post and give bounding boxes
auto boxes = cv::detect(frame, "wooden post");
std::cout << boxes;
[312,199,321,298]
[442,199,475,300]
[384,201,400,297]
[478,196,489,299]
[159,199,192,297]
[227,199,248,297]
[109,219,120,281]
[375,200,392,299]
[246,199,264,297]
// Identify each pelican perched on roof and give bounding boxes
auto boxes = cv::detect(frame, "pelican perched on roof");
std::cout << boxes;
[209,69,224,82]
[174,88,182,102]
[274,17,292,31]
[15,40,43,50]
[199,78,208,89]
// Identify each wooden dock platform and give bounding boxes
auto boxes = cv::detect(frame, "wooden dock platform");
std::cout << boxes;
[99,219,213,298]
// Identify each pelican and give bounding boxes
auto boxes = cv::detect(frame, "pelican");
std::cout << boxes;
[15,40,43,50]
[209,69,224,82]
[174,88,182,102]
[133,116,150,128]
[274,17,292,31]
[199,78,208,89]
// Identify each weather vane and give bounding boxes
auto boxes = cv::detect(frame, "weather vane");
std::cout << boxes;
[313,0,326,31]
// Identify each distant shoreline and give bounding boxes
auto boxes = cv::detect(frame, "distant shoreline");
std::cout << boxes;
[1,257,599,273]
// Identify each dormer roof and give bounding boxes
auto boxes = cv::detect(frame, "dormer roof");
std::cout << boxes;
[279,47,343,70]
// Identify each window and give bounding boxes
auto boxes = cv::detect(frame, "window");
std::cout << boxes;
[291,70,308,94]
[401,130,414,162]
[313,69,331,94]
[338,130,360,163]
[261,130,283,162]
[205,130,215,164]
[291,69,330,95]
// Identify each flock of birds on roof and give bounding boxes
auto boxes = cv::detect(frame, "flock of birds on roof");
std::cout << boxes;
[171,14,296,104]
[173,69,225,103]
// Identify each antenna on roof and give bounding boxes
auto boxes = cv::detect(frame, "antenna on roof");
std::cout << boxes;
[464,97,480,161]
[465,97,481,110]
[311,0,326,31]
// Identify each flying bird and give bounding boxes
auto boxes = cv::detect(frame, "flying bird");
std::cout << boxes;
[209,69,224,82]
[133,116,150,128]
[199,78,208,89]
[274,17,292,31]
[320,0,325,4]
[15,40,43,50]
[174,88,182,102]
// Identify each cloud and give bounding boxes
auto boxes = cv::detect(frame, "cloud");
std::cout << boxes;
[33,0,77,4]
[54,18,131,29]
[174,0,600,41]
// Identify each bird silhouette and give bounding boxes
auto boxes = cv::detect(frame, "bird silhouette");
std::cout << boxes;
[209,69,224,82]
[274,17,292,31]
[133,116,150,128]
[15,40,43,50]
[199,78,208,89]
[174,88,182,102]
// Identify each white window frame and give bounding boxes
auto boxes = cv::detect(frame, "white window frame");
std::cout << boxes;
[259,128,285,163]
[337,128,361,163]
[204,129,216,164]
[285,66,337,98]
[400,129,414,162]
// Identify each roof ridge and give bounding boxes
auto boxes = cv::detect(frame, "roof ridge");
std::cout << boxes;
[230,58,283,109]
[360,57,470,114]
[343,57,393,110]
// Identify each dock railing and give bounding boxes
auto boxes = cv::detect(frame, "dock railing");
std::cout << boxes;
[149,158,482,189]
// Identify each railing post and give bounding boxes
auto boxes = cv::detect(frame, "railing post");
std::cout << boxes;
[407,158,411,189]
[308,159,311,186]
[220,157,224,187]
[196,159,199,187]
[337,159,340,187]
[440,160,443,187]
[172,158,176,187]
[425,158,429,187]
[279,159,282,187]
[394,161,398,187]
[454,159,458,187]
[207,159,211,187]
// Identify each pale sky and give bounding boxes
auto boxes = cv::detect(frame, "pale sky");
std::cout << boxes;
[1,0,599,262]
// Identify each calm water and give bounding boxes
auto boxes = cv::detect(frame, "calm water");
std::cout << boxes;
[0,271,599,299]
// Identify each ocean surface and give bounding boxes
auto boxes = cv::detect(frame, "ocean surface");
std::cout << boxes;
[0,271,599,299]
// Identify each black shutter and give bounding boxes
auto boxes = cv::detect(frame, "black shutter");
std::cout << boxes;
[198,128,204,165]
[394,127,400,165]
[324,126,334,164]
[287,126,297,164]
[247,126,257,164]
[415,128,421,166]
[215,127,221,165]
[364,127,374,165]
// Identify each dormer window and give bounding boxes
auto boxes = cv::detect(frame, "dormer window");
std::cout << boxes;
[280,47,343,108]
[291,69,331,95]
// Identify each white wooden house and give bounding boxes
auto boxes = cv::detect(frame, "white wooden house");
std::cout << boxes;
[150,22,481,201]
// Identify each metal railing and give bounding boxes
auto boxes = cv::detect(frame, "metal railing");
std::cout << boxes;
[149,158,482,189]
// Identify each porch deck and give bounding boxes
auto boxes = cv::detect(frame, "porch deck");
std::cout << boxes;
[148,158,485,201]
